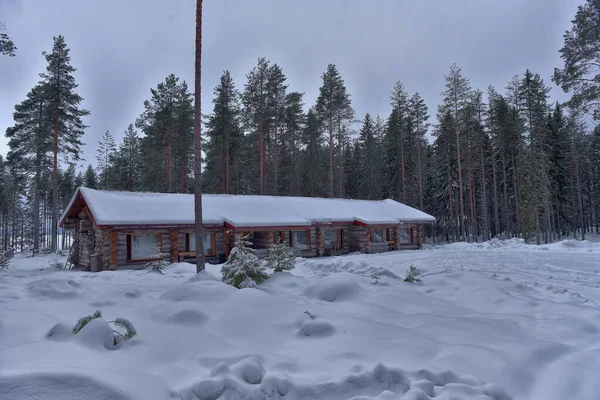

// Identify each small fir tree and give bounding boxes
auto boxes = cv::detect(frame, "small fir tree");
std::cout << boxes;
[145,244,171,274]
[221,233,268,288]
[265,238,295,272]
[404,265,422,283]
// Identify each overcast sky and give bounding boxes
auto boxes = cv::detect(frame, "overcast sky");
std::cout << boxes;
[0,0,584,168]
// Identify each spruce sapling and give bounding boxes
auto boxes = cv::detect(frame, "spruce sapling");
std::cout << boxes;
[404,264,422,283]
[221,233,268,288]
[265,238,295,272]
[145,244,171,274]
[371,271,382,284]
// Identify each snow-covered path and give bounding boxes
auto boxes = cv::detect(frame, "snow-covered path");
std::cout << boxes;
[1,239,599,399]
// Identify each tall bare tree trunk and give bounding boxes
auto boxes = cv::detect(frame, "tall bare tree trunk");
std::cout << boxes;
[167,141,173,192]
[51,112,59,253]
[400,131,406,203]
[480,143,488,241]
[329,110,333,198]
[456,127,466,241]
[194,0,206,273]
[490,125,500,237]
[338,112,344,198]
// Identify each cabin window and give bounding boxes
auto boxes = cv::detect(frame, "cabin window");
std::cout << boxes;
[290,230,309,250]
[127,233,160,261]
[371,229,385,243]
[398,228,411,243]
[187,232,216,256]
[323,229,342,250]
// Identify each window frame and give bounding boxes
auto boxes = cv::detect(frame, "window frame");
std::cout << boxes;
[186,232,217,257]
[126,232,162,262]
[398,227,412,244]
[290,229,311,251]
[323,229,343,250]
[370,228,386,243]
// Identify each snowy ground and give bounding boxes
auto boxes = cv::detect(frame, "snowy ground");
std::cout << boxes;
[1,239,600,400]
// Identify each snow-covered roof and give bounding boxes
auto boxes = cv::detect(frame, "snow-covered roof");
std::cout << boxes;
[60,187,435,228]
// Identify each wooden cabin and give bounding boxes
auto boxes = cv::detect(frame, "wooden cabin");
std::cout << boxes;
[59,187,435,272]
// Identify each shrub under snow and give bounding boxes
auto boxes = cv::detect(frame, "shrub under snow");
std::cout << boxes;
[221,234,269,289]
[404,264,422,283]
[145,245,171,274]
[265,239,296,272]
[70,309,137,348]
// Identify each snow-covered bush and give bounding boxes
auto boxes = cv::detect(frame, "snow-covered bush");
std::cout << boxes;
[73,310,103,334]
[145,245,171,274]
[404,265,422,283]
[221,234,269,289]
[265,239,295,272]
[371,271,382,284]
[0,250,10,269]
[71,309,137,347]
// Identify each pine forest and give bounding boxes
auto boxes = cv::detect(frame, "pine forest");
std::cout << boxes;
[2,2,600,254]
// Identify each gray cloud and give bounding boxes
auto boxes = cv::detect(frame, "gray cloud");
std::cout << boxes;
[0,0,584,166]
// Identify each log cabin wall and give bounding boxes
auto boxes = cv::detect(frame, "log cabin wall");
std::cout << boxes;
[347,225,368,252]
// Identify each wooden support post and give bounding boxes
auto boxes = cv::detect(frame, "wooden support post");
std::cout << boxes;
[110,230,117,270]
[394,225,400,246]
[418,224,424,249]
[172,228,179,262]
[366,229,372,253]
[268,231,274,245]
[317,226,323,256]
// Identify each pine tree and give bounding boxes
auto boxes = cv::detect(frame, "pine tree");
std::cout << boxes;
[242,58,286,195]
[0,23,16,57]
[84,165,98,189]
[519,70,552,244]
[299,108,327,197]
[112,124,141,191]
[221,234,268,288]
[357,114,379,199]
[439,64,471,241]
[408,92,430,210]
[265,239,295,272]
[554,0,600,120]
[315,64,353,198]
[280,92,305,196]
[204,71,243,194]
[96,130,116,189]
[5,83,53,254]
[41,35,89,252]
[136,74,194,193]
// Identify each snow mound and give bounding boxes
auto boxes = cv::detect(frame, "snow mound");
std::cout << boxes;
[151,304,209,327]
[303,273,363,302]
[45,322,72,341]
[160,279,236,303]
[296,319,335,338]
[72,318,115,350]
[181,362,511,400]
[0,371,129,400]
[547,239,600,252]
[230,356,266,384]
[26,278,82,300]
[124,289,143,299]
